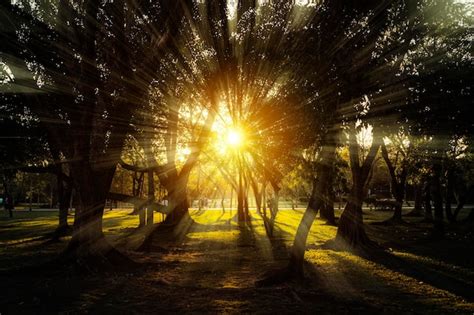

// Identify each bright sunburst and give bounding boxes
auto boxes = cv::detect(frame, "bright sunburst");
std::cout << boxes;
[227,129,243,148]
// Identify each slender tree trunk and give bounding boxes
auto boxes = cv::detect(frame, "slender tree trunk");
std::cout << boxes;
[288,180,320,276]
[392,184,404,222]
[453,195,467,221]
[267,190,279,237]
[54,172,72,237]
[138,206,146,227]
[252,182,262,214]
[424,180,433,221]
[432,164,444,237]
[411,183,423,216]
[445,168,454,223]
[243,178,250,219]
[288,136,336,275]
[221,188,226,213]
[380,141,406,222]
[135,174,146,227]
[3,183,13,218]
[146,170,155,225]
[320,165,336,225]
[237,167,246,222]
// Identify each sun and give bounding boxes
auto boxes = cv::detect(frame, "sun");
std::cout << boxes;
[227,129,243,147]
[213,125,246,155]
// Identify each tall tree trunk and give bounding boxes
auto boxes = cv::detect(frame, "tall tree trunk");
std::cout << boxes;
[336,132,380,246]
[445,168,454,223]
[288,136,336,275]
[146,170,155,225]
[424,179,433,221]
[432,164,444,237]
[138,206,146,227]
[66,164,116,259]
[237,167,246,222]
[133,173,146,227]
[336,181,371,246]
[380,141,406,222]
[392,183,404,222]
[250,179,262,215]
[265,190,279,237]
[3,182,13,218]
[409,182,423,216]
[320,164,336,225]
[221,190,226,213]
[243,177,250,219]
[163,176,191,226]
[54,171,73,238]
[453,194,467,222]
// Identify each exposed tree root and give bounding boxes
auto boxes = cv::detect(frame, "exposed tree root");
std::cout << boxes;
[51,225,73,240]
[136,214,196,252]
[56,237,140,273]
[228,212,252,224]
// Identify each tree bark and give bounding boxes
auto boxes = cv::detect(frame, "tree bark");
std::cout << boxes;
[424,179,433,221]
[445,168,454,223]
[162,177,191,226]
[380,141,406,222]
[452,193,467,222]
[336,182,371,247]
[410,182,423,216]
[432,164,444,237]
[237,165,247,222]
[54,171,73,238]
[288,135,336,275]
[65,163,117,261]
[319,164,336,225]
[336,132,380,246]
[392,182,405,222]
[146,170,155,225]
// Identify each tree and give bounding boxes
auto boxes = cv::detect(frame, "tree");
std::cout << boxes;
[1,0,186,266]
[380,132,412,223]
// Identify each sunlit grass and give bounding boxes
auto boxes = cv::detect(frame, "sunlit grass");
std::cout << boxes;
[1,207,474,312]
[0,209,139,245]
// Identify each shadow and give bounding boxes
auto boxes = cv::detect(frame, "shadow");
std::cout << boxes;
[370,218,410,226]
[237,222,256,248]
[318,238,474,302]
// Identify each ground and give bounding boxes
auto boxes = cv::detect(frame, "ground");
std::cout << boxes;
[0,207,473,314]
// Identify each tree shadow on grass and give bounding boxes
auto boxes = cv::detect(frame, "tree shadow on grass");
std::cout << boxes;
[318,238,474,302]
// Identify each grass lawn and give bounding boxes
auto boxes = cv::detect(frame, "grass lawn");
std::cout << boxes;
[1,207,473,313]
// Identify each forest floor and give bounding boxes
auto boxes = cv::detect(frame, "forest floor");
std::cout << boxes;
[1,207,474,314]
